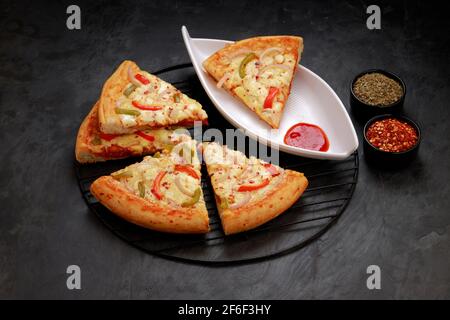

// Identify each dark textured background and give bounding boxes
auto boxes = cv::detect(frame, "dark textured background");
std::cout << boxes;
[1,0,449,299]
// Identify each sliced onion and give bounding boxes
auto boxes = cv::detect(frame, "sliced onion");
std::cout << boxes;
[128,66,142,87]
[229,192,251,210]
[174,176,195,197]
[258,64,291,76]
[216,72,231,89]
[259,47,282,62]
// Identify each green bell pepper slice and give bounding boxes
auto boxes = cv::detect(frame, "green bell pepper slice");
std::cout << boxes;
[239,53,257,78]
[181,188,201,207]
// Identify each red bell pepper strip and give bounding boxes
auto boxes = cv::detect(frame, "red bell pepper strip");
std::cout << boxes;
[237,178,270,192]
[263,163,280,177]
[263,87,279,109]
[136,131,155,142]
[98,133,120,141]
[151,171,167,200]
[132,101,162,111]
[174,164,200,180]
[134,73,150,85]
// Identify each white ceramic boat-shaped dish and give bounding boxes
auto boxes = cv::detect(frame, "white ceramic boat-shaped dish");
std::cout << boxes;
[182,26,358,160]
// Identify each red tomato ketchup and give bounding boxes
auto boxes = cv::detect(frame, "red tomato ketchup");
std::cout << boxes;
[284,123,330,152]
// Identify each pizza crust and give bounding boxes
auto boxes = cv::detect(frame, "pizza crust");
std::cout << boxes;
[215,170,308,235]
[75,102,106,163]
[90,176,210,234]
[98,60,137,134]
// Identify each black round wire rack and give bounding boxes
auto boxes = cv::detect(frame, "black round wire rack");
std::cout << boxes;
[75,63,359,265]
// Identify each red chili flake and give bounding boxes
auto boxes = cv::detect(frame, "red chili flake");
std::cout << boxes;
[366,118,418,153]
[144,90,149,95]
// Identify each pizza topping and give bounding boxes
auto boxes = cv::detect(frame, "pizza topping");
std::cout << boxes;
[115,107,141,116]
[123,84,137,97]
[174,176,196,197]
[216,72,231,89]
[228,192,251,210]
[138,181,146,198]
[127,66,142,87]
[131,101,163,111]
[99,133,120,141]
[174,164,200,180]
[136,131,155,142]
[263,87,279,109]
[177,146,196,164]
[239,53,257,78]
[263,163,280,177]
[135,73,150,85]
[274,54,285,64]
[181,188,201,207]
[151,171,167,200]
[259,47,282,63]
[237,178,270,192]
[91,136,102,145]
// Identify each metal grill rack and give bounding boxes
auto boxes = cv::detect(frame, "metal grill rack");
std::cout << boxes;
[75,63,359,265]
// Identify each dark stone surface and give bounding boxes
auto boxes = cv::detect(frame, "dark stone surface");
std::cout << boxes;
[0,0,449,299]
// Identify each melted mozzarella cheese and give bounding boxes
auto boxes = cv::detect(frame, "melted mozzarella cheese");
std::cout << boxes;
[204,143,283,206]
[110,141,204,207]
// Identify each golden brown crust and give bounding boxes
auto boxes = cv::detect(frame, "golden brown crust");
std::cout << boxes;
[216,170,308,235]
[75,102,105,163]
[90,176,210,234]
[203,36,303,129]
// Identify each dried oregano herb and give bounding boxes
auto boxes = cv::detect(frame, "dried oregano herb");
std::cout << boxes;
[353,72,403,107]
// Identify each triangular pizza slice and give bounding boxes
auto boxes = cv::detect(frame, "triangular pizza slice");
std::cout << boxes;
[202,142,308,235]
[90,139,209,233]
[76,101,192,163]
[98,60,208,134]
[203,36,303,128]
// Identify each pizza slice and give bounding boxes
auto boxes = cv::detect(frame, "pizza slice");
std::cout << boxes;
[203,36,303,128]
[75,101,192,163]
[90,140,209,233]
[202,142,308,235]
[98,60,208,134]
